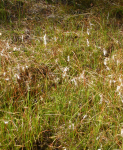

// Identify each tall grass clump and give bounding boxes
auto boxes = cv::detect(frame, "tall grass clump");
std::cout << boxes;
[0,0,123,149]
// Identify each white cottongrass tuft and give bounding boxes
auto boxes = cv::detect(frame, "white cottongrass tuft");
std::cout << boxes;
[62,67,69,78]
[54,36,57,42]
[103,48,107,56]
[87,28,90,35]
[116,85,121,92]
[71,78,78,86]
[5,78,9,81]
[83,115,87,119]
[43,34,47,46]
[119,76,122,84]
[6,42,10,49]
[115,75,123,102]
[99,94,103,104]
[78,71,85,80]
[106,66,110,70]
[14,73,21,80]
[13,47,17,51]
[121,129,123,137]
[40,96,43,101]
[71,71,85,86]
[0,33,2,36]
[104,58,109,66]
[89,21,94,29]
[67,55,70,62]
[109,79,116,86]
[22,66,25,71]
[69,120,75,130]
[116,60,120,66]
[4,120,9,124]
[87,39,89,47]
[3,72,6,76]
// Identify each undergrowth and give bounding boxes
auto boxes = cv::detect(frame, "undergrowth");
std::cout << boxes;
[0,0,123,149]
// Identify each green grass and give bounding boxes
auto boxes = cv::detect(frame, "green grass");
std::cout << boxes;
[0,0,123,149]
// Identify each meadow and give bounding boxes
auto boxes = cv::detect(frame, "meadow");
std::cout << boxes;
[0,0,123,149]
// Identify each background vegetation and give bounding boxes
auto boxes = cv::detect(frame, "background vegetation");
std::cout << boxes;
[0,0,123,149]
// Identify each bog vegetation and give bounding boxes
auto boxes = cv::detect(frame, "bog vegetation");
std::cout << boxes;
[0,0,123,149]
